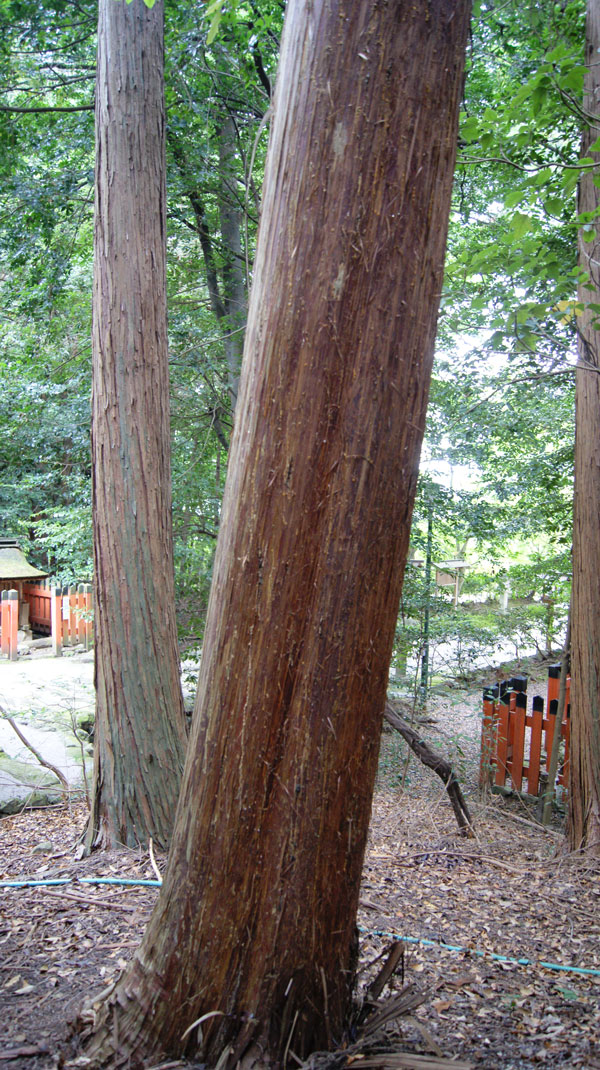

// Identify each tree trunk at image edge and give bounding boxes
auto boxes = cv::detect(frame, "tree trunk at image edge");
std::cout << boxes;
[570,0,600,855]
[86,0,187,852]
[79,0,470,1062]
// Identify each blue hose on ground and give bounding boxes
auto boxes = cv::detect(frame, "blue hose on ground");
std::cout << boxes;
[1,878,598,978]
[358,923,600,978]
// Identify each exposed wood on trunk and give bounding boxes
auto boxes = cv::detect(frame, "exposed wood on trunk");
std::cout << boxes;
[570,0,600,855]
[87,0,187,852]
[383,704,474,837]
[78,0,471,1064]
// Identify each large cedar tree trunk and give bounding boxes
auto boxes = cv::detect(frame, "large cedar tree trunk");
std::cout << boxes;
[87,0,187,852]
[80,0,470,1062]
[570,0,600,855]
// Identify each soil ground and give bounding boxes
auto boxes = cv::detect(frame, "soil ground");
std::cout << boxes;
[0,657,599,1070]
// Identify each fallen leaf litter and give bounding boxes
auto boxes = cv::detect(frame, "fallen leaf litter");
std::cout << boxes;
[0,666,598,1069]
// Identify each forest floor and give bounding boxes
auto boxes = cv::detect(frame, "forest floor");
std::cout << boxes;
[0,659,599,1070]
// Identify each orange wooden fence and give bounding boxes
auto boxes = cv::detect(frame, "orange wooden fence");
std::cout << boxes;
[479,666,570,797]
[0,589,19,661]
[0,581,93,659]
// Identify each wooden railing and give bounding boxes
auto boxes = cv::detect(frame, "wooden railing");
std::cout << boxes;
[479,666,570,798]
[0,582,93,659]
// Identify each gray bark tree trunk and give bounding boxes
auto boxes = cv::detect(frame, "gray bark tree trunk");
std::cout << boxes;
[570,0,600,855]
[86,0,187,852]
[78,0,470,1062]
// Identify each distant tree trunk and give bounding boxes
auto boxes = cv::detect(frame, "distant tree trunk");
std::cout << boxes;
[79,0,470,1062]
[570,0,600,855]
[86,0,187,852]
[217,113,246,406]
[168,118,247,411]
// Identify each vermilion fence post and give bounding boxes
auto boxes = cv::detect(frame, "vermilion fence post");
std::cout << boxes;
[68,585,77,646]
[527,695,544,796]
[547,664,560,708]
[1,590,9,658]
[84,584,93,649]
[545,697,558,775]
[61,586,69,647]
[51,585,63,657]
[0,590,18,661]
[76,585,86,645]
[511,690,527,792]
[480,688,496,787]
[495,695,510,788]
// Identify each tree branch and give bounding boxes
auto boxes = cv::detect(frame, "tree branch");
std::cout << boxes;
[383,702,474,836]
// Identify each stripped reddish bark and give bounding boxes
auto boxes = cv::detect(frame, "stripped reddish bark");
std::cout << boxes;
[79,0,471,1063]
[87,0,187,852]
[570,0,600,856]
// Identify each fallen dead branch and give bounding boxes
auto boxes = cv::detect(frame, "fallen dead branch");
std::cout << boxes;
[39,888,138,912]
[383,703,474,836]
[350,1055,474,1069]
[0,702,69,799]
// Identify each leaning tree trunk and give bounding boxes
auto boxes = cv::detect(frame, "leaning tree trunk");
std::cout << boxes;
[79,0,470,1063]
[86,0,187,852]
[570,0,600,855]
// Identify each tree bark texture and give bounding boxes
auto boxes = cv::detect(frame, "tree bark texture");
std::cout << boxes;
[88,0,187,852]
[571,0,600,856]
[81,0,470,1063]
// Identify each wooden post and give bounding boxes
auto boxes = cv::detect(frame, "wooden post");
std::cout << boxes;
[68,585,77,646]
[51,585,63,657]
[547,663,561,707]
[84,583,93,649]
[527,695,544,797]
[545,697,558,775]
[511,690,527,792]
[61,586,70,647]
[1,590,9,658]
[1,590,19,661]
[479,688,497,787]
[495,695,510,788]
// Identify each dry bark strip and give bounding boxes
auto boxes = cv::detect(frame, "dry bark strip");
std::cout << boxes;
[353,1056,474,1069]
[383,704,474,836]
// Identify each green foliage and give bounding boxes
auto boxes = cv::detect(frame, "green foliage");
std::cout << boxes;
[0,0,586,658]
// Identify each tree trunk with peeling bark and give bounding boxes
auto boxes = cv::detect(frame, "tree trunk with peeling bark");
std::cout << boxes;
[86,0,187,852]
[78,0,470,1062]
[570,0,600,856]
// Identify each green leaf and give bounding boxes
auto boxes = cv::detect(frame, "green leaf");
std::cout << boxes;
[461,116,480,144]
[510,212,532,240]
[505,189,525,209]
[206,17,221,44]
[544,197,564,216]
[558,65,585,94]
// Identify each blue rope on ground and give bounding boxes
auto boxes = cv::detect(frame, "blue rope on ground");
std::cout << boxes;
[1,879,598,978]
[359,923,600,979]
[0,876,161,888]
[79,877,162,887]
